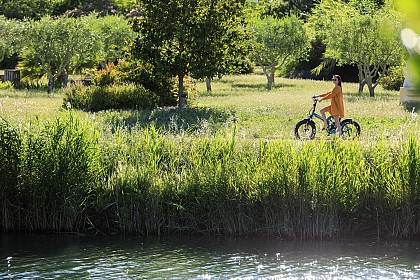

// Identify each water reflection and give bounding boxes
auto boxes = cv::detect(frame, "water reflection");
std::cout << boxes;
[1,233,419,279]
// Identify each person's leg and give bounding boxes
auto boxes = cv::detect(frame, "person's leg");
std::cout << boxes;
[334,115,341,136]
[320,106,329,129]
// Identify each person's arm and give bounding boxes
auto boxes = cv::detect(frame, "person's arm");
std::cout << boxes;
[319,86,340,101]
[316,91,331,101]
[327,86,340,98]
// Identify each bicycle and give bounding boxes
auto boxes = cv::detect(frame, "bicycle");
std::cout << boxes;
[295,96,361,140]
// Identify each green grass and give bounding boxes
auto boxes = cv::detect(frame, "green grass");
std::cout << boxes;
[1,72,416,140]
[0,73,419,238]
[195,73,416,140]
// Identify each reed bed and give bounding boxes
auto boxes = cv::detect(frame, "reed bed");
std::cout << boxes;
[1,112,419,238]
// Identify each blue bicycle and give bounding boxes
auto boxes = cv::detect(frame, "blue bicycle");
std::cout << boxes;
[295,96,361,140]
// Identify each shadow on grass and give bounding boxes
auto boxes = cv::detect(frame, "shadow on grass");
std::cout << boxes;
[232,83,297,90]
[345,91,399,102]
[101,106,236,133]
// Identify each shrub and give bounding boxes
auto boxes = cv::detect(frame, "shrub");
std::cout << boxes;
[0,81,14,90]
[63,82,160,111]
[116,60,178,106]
[179,75,199,106]
[93,63,121,87]
[380,66,404,91]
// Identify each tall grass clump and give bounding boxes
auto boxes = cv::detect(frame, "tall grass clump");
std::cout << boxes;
[0,118,21,230]
[0,112,101,232]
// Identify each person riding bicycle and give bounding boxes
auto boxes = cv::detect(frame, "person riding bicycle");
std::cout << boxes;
[315,75,345,136]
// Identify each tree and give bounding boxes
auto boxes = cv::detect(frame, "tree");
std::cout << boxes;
[0,16,24,64]
[132,0,249,108]
[89,14,136,69]
[309,0,404,97]
[189,2,251,92]
[0,0,60,19]
[251,14,311,90]
[251,0,316,19]
[22,16,100,93]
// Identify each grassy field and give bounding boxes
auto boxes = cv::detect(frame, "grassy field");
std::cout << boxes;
[0,71,417,140]
[1,72,419,238]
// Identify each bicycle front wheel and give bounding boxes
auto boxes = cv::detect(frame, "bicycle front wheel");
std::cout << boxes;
[295,119,316,140]
[340,119,360,139]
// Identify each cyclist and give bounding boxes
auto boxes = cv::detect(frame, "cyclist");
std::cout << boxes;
[315,75,345,136]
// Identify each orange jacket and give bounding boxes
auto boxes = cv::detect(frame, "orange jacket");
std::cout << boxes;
[320,85,345,118]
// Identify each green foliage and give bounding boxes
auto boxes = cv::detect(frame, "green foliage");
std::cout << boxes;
[63,83,160,111]
[1,114,419,237]
[0,118,21,226]
[114,59,178,106]
[87,14,136,67]
[247,0,316,19]
[62,60,177,111]
[132,0,249,107]
[379,66,404,91]
[93,63,121,87]
[0,0,61,19]
[181,75,199,106]
[0,81,14,90]
[308,0,405,96]
[0,16,25,63]
[0,113,100,231]
[22,15,101,93]
[250,14,311,90]
[113,0,137,10]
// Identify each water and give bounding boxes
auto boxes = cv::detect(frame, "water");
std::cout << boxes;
[1,233,419,279]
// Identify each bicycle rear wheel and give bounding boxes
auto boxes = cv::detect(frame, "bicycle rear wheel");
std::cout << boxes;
[295,119,316,140]
[340,119,360,139]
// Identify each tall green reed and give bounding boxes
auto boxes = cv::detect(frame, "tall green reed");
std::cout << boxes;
[0,118,21,230]
[1,112,419,238]
[0,112,100,232]
[97,121,419,238]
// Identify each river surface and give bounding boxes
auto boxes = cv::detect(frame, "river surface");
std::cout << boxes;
[1,233,419,279]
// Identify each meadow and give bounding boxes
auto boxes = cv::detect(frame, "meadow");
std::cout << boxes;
[0,72,419,239]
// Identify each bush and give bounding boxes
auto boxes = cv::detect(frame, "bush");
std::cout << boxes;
[380,66,404,91]
[64,83,160,111]
[116,60,177,106]
[178,75,199,106]
[93,63,121,87]
[0,81,14,90]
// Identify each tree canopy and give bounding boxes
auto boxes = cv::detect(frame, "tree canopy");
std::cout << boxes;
[251,14,311,90]
[0,16,24,64]
[132,0,249,108]
[308,0,404,96]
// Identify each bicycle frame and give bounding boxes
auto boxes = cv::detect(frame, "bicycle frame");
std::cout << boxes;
[305,97,337,133]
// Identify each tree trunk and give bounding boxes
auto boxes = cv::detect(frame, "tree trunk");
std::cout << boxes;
[178,73,186,108]
[263,65,275,91]
[206,77,212,92]
[358,81,365,93]
[47,75,54,94]
[63,72,69,88]
[366,75,375,97]
[357,64,365,93]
